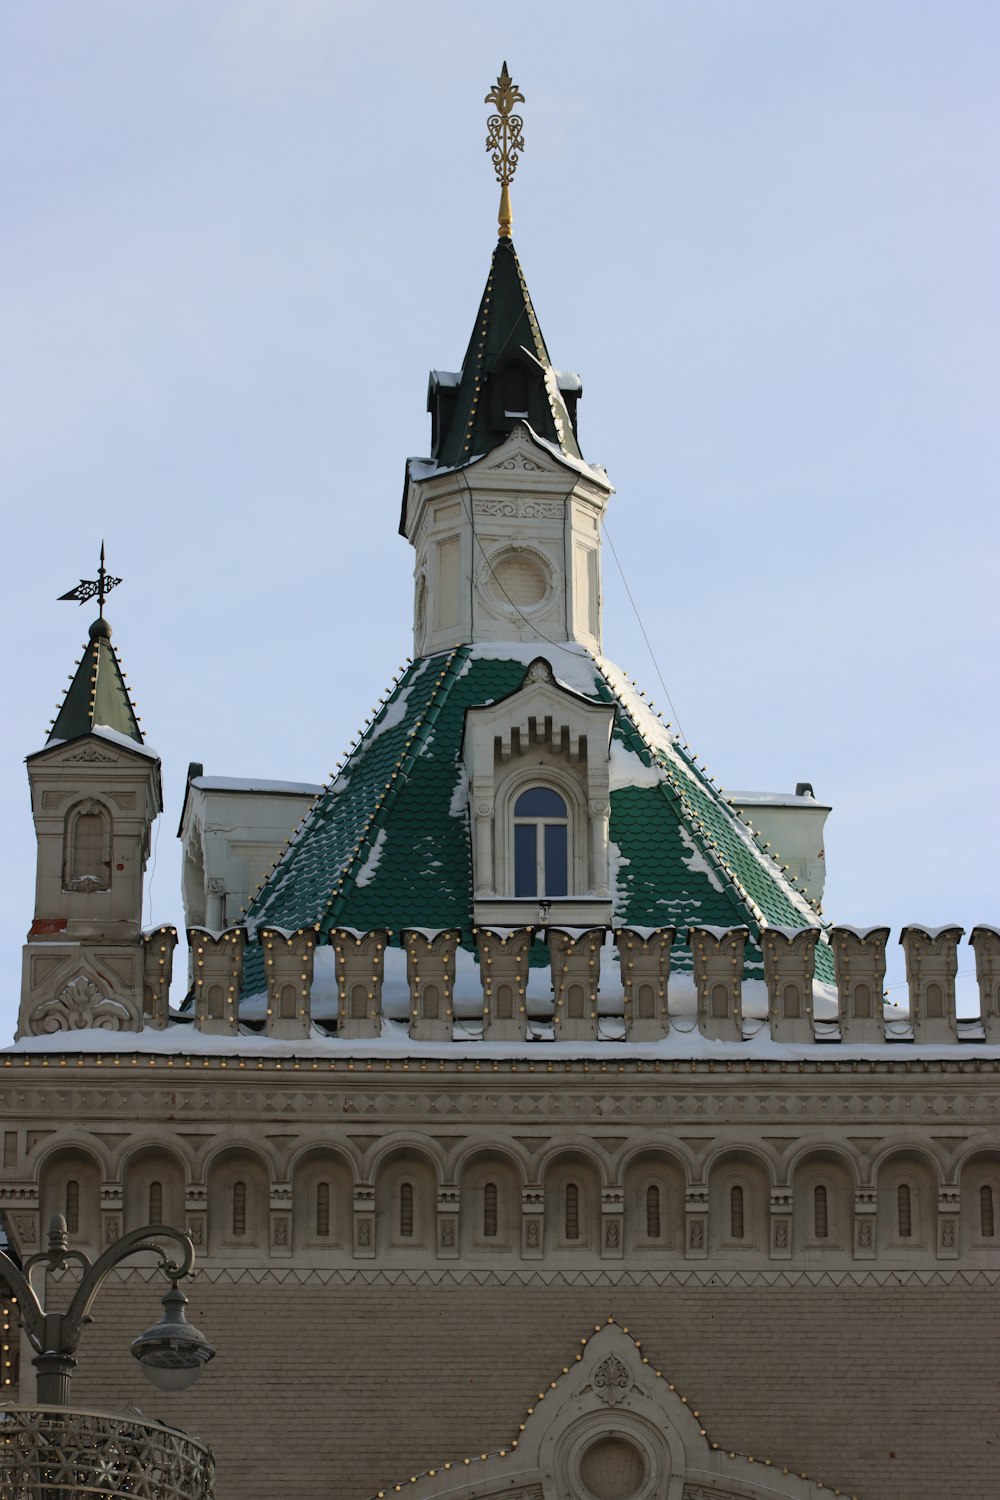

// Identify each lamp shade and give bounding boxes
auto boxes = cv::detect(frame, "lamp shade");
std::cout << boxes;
[130,1283,215,1391]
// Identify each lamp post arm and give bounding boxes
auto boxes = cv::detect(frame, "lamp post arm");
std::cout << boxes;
[63,1224,196,1353]
[0,1248,46,1351]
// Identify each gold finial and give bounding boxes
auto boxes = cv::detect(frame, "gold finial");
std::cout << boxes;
[485,62,524,239]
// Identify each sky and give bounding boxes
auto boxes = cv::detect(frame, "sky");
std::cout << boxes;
[1,0,997,1038]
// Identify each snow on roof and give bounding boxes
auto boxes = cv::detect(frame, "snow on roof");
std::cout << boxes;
[725,789,831,810]
[191,776,323,796]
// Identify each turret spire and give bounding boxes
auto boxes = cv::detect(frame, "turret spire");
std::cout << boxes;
[485,63,525,240]
[49,546,143,746]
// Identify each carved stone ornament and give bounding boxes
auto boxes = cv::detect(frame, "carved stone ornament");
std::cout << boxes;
[30,975,138,1035]
[591,1352,632,1406]
[12,1213,36,1245]
[64,745,119,763]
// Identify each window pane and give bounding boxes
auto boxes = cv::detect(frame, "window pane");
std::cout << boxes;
[515,787,567,818]
[514,823,537,897]
[544,823,568,896]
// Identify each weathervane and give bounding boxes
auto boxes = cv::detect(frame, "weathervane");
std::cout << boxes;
[58,541,122,616]
[485,62,525,240]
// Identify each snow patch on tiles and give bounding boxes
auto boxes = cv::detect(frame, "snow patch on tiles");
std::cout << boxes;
[678,825,724,894]
[354,829,387,888]
[608,840,630,923]
[449,765,469,817]
[609,740,662,791]
[463,641,602,698]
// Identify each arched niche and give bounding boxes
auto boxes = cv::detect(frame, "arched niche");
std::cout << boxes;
[707,1149,770,1258]
[122,1145,186,1233]
[958,1149,1000,1258]
[375,1146,438,1257]
[543,1150,602,1256]
[458,1149,522,1257]
[292,1148,353,1253]
[40,1146,103,1254]
[875,1149,938,1260]
[790,1149,854,1259]
[622,1150,685,1256]
[207,1147,270,1258]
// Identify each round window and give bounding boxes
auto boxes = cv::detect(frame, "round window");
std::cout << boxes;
[484,548,553,615]
[578,1434,648,1500]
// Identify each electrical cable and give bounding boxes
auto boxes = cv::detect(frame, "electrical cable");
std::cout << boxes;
[602,519,687,743]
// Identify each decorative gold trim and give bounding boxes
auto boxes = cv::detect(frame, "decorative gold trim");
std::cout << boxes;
[485,63,525,238]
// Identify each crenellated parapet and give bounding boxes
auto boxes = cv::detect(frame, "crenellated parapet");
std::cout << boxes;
[616,928,673,1041]
[189,926,244,1036]
[404,929,461,1040]
[141,925,178,1029]
[549,928,603,1041]
[971,926,1000,1044]
[332,928,389,1039]
[476,926,532,1040]
[830,925,889,1044]
[689,926,746,1041]
[261,927,318,1039]
[900,925,962,1044]
[761,927,818,1043]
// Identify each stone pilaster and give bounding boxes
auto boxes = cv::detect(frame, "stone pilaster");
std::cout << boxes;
[185,1184,207,1253]
[549,928,604,1042]
[853,1187,876,1260]
[900,925,962,1043]
[261,927,316,1039]
[521,1186,544,1258]
[437,1185,460,1259]
[476,927,532,1041]
[332,928,388,1040]
[601,1187,624,1259]
[970,926,1000,1042]
[404,930,460,1041]
[761,927,818,1043]
[270,1182,292,1259]
[189,926,244,1036]
[100,1179,123,1249]
[689,926,746,1041]
[830,925,888,1044]
[353,1184,375,1258]
[142,925,178,1029]
[937,1185,960,1260]
[616,928,673,1041]
[770,1187,793,1260]
[684,1185,708,1259]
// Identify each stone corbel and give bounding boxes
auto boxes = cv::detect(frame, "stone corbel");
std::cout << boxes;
[189,926,244,1036]
[970,927,1000,1042]
[521,1186,544,1258]
[853,1187,877,1260]
[601,1187,624,1259]
[900,925,962,1043]
[436,1186,460,1259]
[689,926,746,1041]
[404,929,460,1041]
[476,926,532,1040]
[830,925,888,1044]
[616,928,673,1041]
[141,925,178,1029]
[549,927,604,1041]
[261,927,316,1039]
[684,1186,708,1260]
[937,1186,960,1259]
[761,927,818,1042]
[332,928,389,1040]
[769,1187,793,1260]
[353,1184,376,1258]
[270,1183,293,1259]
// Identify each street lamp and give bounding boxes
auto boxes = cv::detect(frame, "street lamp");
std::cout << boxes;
[0,1214,215,1405]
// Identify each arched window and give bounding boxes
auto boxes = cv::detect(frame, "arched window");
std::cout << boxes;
[564,1182,580,1241]
[730,1185,745,1240]
[148,1181,163,1223]
[813,1184,828,1239]
[65,1179,80,1235]
[897,1183,912,1238]
[399,1182,414,1238]
[232,1181,247,1238]
[646,1185,661,1240]
[316,1182,330,1238]
[980,1184,995,1239]
[514,788,568,898]
[483,1182,498,1238]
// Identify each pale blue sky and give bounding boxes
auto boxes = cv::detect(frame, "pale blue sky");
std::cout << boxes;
[2,1,997,1036]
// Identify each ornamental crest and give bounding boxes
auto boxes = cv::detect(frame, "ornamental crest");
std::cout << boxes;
[590,1352,632,1406]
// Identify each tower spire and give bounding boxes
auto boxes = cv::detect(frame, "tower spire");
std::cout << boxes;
[485,63,525,240]
[49,546,143,746]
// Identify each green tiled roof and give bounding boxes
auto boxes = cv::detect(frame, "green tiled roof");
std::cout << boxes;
[47,617,144,747]
[243,647,831,992]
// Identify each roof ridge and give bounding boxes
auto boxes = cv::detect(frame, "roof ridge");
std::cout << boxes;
[319,645,470,933]
[594,654,824,938]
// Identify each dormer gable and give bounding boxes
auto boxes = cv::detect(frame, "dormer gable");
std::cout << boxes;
[462,655,615,927]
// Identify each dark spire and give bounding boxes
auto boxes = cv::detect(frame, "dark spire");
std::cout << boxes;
[428,237,584,470]
[48,548,144,746]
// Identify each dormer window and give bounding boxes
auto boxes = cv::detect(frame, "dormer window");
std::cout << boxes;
[514,787,569,897]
